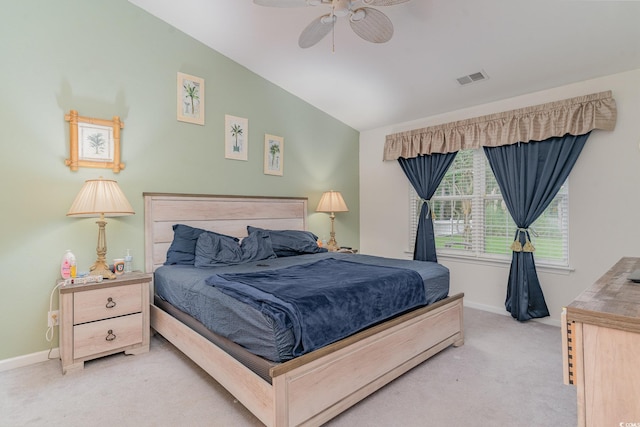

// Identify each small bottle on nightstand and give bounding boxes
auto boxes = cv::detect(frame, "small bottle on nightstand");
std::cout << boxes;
[61,250,76,279]
[124,249,133,273]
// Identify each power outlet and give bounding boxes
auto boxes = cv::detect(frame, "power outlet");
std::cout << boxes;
[48,310,59,327]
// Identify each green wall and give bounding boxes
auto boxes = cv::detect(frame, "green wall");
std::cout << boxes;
[0,0,359,360]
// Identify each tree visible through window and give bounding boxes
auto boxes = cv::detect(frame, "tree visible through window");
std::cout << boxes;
[409,149,569,266]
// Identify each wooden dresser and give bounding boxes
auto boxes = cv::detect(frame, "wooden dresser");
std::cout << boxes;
[562,257,640,426]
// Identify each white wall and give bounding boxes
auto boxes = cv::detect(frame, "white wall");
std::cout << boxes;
[360,68,640,324]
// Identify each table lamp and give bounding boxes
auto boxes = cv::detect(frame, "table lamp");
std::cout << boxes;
[316,190,348,251]
[67,177,134,279]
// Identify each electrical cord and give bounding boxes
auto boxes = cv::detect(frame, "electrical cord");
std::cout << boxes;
[46,281,63,359]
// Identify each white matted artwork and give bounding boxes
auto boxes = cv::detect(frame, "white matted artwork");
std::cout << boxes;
[78,122,114,162]
[177,72,204,125]
[264,134,283,176]
[225,115,248,161]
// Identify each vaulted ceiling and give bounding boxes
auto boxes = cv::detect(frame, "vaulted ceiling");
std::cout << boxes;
[129,0,640,131]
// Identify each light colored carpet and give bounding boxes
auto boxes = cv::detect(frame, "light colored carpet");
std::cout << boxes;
[0,307,576,426]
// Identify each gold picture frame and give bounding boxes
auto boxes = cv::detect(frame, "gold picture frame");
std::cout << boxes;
[64,110,125,173]
[264,134,283,176]
[177,72,205,125]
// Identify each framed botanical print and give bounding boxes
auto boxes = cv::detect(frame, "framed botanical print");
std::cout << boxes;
[78,122,114,162]
[225,115,248,161]
[64,110,125,173]
[264,134,283,176]
[177,72,205,125]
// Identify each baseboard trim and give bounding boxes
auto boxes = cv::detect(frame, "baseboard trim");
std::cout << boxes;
[0,348,59,373]
[463,300,560,328]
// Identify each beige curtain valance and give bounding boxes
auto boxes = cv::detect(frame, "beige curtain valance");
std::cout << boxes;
[383,90,617,161]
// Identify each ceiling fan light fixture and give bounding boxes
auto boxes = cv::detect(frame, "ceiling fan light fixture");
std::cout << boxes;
[350,9,366,22]
[320,14,337,24]
[332,0,351,17]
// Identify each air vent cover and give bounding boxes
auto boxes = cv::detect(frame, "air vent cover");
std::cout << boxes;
[456,70,489,86]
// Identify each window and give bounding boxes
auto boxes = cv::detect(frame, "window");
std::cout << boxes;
[409,149,569,267]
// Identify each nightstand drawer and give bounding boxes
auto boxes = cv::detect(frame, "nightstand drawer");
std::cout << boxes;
[73,283,142,324]
[73,313,143,359]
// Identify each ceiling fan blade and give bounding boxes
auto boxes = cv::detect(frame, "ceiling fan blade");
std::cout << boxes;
[361,0,410,6]
[349,7,393,43]
[298,14,335,48]
[253,0,312,7]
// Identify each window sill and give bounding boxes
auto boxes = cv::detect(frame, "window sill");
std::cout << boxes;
[405,251,575,275]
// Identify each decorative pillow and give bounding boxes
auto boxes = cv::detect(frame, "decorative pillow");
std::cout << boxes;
[240,229,277,263]
[165,224,208,265]
[247,226,328,257]
[194,231,242,268]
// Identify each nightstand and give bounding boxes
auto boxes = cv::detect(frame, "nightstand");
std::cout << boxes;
[337,247,358,254]
[59,271,151,374]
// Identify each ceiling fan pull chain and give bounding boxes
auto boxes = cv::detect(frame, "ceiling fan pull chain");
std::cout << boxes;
[332,13,335,52]
[331,3,335,53]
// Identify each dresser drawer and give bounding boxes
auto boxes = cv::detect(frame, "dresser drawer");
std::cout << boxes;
[73,313,143,359]
[73,283,142,324]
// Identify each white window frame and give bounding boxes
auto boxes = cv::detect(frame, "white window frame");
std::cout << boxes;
[408,149,570,268]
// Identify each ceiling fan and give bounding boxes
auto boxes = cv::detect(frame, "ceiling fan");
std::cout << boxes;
[253,0,411,48]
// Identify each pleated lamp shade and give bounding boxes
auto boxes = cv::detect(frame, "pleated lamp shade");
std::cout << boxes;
[316,191,348,213]
[67,177,134,217]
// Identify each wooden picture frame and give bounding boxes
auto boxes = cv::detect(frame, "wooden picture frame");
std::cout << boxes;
[264,134,283,176]
[177,72,205,125]
[224,115,248,161]
[64,110,125,173]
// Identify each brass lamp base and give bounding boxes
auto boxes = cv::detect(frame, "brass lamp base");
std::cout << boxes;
[326,242,339,252]
[89,261,115,280]
[89,217,116,279]
[325,215,339,252]
[325,232,339,252]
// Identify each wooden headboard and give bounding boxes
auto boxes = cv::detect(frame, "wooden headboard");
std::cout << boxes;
[143,193,308,272]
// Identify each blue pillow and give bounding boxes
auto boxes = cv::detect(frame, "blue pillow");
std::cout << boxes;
[247,226,328,257]
[194,231,242,268]
[240,229,277,263]
[165,224,207,265]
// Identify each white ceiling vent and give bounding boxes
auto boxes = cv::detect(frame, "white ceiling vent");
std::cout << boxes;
[456,70,489,86]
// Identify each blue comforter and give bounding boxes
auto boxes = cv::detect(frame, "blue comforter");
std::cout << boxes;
[205,257,426,357]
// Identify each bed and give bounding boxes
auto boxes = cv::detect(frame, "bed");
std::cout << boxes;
[144,193,464,426]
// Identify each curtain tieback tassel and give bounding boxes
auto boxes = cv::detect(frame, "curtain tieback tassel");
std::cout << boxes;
[523,240,536,252]
[511,228,536,253]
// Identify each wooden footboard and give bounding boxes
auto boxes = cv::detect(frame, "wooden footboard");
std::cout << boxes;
[151,293,464,427]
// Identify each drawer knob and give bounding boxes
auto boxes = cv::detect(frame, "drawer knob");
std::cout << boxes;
[105,297,116,309]
[105,329,116,341]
